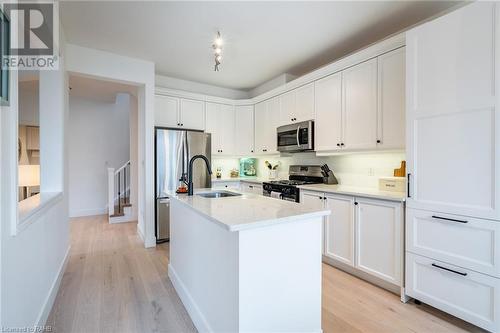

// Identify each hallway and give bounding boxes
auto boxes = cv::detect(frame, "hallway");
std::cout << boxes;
[47,216,482,333]
[46,216,195,332]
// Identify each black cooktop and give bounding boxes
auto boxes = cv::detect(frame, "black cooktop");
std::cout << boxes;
[267,180,318,186]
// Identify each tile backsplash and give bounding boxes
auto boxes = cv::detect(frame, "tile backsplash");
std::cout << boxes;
[212,151,406,189]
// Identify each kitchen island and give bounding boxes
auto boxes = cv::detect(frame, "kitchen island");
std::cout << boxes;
[167,189,330,333]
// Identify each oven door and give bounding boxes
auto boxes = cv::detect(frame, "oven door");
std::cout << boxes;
[277,121,314,152]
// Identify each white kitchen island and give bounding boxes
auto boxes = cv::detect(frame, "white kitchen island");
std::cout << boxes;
[167,189,330,333]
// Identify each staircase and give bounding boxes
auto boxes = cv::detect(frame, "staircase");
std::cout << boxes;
[108,161,134,223]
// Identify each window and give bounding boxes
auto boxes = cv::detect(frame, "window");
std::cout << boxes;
[18,71,40,202]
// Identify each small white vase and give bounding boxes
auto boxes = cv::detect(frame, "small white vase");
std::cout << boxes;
[269,170,278,179]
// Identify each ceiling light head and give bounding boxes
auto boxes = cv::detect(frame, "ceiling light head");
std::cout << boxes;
[212,31,223,72]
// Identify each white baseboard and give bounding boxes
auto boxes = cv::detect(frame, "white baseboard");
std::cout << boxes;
[69,207,106,218]
[168,264,212,333]
[35,246,71,327]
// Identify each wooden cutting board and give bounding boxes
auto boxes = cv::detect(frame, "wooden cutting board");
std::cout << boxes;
[393,161,406,177]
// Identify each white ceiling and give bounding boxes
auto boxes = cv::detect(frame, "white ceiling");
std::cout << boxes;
[61,1,462,91]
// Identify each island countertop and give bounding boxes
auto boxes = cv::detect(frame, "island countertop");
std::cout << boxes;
[167,189,330,232]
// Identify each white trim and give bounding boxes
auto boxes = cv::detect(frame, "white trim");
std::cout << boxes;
[35,246,71,327]
[16,192,63,234]
[168,264,212,333]
[69,207,107,218]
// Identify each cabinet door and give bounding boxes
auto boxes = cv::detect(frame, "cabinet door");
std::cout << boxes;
[355,198,403,285]
[155,95,179,127]
[218,104,235,155]
[324,194,355,266]
[235,105,255,155]
[267,96,280,154]
[342,59,377,150]
[406,2,500,220]
[301,191,326,254]
[377,48,405,149]
[254,101,268,153]
[315,73,342,151]
[205,102,220,155]
[280,90,295,125]
[406,252,500,332]
[295,83,315,122]
[180,99,205,130]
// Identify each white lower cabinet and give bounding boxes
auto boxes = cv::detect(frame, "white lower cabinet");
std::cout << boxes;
[300,190,403,288]
[406,252,500,332]
[407,208,500,278]
[356,198,403,285]
[324,194,355,266]
[301,191,328,254]
[212,181,240,191]
[241,182,262,195]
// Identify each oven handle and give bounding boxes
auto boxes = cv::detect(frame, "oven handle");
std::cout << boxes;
[296,125,301,147]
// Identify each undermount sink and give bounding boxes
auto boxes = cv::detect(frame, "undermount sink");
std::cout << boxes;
[197,191,242,198]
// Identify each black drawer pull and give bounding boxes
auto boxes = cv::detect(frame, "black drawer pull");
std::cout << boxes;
[431,263,467,276]
[431,215,468,224]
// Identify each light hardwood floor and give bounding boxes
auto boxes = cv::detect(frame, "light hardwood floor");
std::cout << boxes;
[47,215,484,333]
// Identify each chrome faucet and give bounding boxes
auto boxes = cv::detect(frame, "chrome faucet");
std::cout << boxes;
[187,155,212,195]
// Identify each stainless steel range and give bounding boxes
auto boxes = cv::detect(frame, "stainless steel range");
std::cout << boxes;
[263,165,327,202]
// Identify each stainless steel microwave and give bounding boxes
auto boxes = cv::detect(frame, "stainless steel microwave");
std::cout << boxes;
[277,120,314,152]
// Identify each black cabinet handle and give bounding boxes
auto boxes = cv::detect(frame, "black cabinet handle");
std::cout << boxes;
[431,263,467,276]
[354,202,358,205]
[319,196,323,200]
[340,143,345,146]
[432,215,468,224]
[376,139,381,143]
[251,150,254,153]
[336,143,340,147]
[407,173,411,198]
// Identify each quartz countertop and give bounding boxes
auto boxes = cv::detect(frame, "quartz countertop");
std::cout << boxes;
[297,184,406,202]
[167,188,330,232]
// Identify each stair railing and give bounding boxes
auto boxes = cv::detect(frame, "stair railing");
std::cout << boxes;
[108,160,131,216]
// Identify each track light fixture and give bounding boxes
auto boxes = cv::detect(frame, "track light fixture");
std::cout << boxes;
[212,31,223,71]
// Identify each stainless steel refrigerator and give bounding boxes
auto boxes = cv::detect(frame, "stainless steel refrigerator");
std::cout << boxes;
[155,128,211,242]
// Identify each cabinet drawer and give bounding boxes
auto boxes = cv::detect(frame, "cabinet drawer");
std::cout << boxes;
[406,253,500,332]
[407,208,500,277]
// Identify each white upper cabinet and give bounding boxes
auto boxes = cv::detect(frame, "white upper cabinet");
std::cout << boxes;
[342,58,378,150]
[155,95,179,128]
[155,95,205,130]
[279,83,315,125]
[315,73,343,151]
[315,53,404,153]
[234,105,255,155]
[179,99,205,130]
[205,102,235,156]
[406,2,500,220]
[255,97,279,154]
[377,48,405,149]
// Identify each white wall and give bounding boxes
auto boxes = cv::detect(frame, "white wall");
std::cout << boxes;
[68,93,131,217]
[1,22,70,329]
[156,74,250,99]
[247,73,297,98]
[66,43,156,247]
[213,151,406,188]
